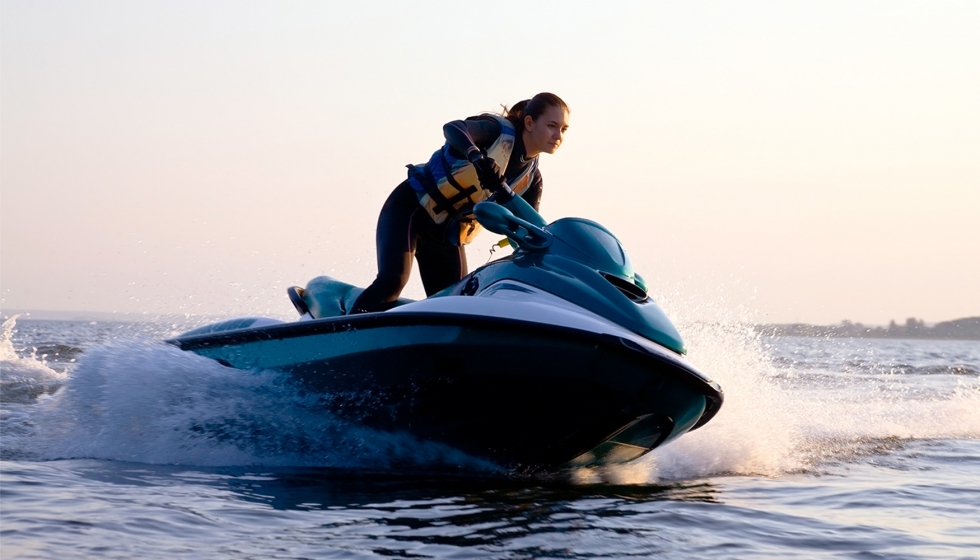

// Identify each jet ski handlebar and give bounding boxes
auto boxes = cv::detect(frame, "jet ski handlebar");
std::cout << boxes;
[473,201,552,251]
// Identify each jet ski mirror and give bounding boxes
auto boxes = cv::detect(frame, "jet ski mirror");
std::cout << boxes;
[474,202,552,251]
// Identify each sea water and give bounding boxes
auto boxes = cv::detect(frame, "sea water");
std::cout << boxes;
[1,315,978,559]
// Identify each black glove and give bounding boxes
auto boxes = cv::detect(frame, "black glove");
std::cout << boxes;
[471,156,506,194]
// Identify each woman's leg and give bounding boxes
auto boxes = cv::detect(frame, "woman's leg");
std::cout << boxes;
[349,182,422,313]
[415,231,467,296]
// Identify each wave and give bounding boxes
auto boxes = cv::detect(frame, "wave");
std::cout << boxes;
[0,315,69,403]
[581,315,980,485]
[768,355,979,377]
[0,336,498,472]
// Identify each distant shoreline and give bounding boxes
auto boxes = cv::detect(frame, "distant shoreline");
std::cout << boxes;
[758,317,980,341]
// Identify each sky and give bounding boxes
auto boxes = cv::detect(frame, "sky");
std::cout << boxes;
[2,1,978,325]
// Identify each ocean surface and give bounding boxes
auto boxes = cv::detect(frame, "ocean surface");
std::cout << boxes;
[1,314,978,559]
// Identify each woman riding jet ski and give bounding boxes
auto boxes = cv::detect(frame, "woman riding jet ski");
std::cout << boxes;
[350,92,570,314]
[169,96,723,471]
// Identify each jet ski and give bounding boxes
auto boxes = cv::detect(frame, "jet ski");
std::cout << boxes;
[168,195,723,471]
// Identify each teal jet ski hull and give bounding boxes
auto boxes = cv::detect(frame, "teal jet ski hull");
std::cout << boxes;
[169,200,724,470]
[171,296,721,470]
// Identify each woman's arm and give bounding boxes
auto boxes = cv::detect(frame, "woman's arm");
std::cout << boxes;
[442,117,503,160]
[519,170,543,211]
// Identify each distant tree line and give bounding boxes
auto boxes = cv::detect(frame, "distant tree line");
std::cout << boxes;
[758,316,980,340]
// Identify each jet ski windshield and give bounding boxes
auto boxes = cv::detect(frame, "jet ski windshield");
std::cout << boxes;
[546,218,635,282]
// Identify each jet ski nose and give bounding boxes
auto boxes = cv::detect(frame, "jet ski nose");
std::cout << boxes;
[565,414,675,467]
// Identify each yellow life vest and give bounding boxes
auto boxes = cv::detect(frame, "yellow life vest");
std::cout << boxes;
[408,115,537,226]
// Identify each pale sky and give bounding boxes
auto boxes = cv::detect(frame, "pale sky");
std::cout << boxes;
[2,1,978,325]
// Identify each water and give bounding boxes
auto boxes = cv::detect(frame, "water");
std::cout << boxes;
[2,315,978,559]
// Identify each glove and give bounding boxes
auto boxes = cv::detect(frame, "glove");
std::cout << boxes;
[471,156,506,194]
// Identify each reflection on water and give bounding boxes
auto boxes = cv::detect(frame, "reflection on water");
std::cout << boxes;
[43,461,722,557]
[71,462,722,512]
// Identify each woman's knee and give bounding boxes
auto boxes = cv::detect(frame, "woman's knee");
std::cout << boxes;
[371,267,411,297]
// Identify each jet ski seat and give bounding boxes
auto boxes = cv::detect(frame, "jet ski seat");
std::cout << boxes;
[289,276,414,318]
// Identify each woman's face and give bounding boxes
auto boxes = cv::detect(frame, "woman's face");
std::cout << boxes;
[524,105,570,156]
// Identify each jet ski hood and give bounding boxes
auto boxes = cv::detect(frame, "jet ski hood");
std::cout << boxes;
[547,218,635,282]
[471,200,682,353]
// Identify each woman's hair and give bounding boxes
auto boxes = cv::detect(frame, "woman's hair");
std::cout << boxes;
[504,92,569,131]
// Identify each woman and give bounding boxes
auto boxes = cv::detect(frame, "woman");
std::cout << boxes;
[350,92,570,314]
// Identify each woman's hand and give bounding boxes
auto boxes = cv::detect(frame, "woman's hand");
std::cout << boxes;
[472,156,506,193]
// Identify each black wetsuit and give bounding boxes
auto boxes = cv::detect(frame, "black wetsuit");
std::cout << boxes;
[350,116,542,313]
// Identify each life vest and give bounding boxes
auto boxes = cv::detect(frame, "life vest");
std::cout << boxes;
[408,115,538,226]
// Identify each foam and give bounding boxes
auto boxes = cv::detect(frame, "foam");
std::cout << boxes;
[586,300,980,485]
[1,336,497,471]
[0,315,68,403]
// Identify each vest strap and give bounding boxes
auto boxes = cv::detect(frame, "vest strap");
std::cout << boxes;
[436,150,480,212]
[419,164,462,220]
